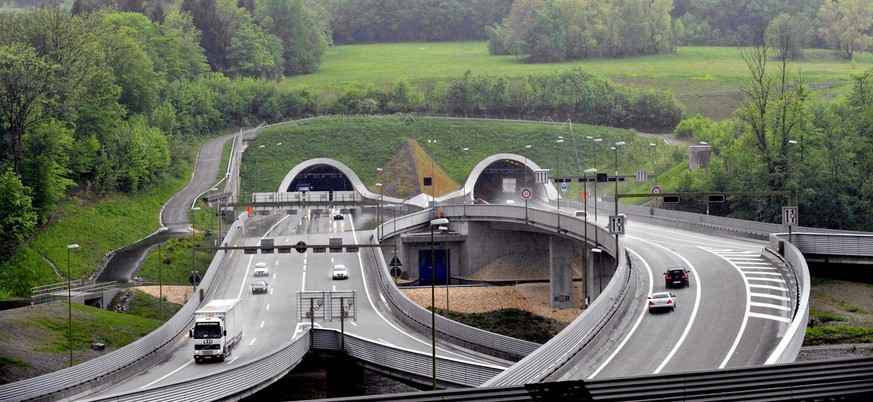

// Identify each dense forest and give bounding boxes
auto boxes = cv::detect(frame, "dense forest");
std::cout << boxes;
[2,0,873,282]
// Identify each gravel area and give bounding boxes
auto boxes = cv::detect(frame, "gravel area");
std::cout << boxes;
[136,285,194,305]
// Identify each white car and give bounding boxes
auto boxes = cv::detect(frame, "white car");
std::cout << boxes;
[253,262,269,277]
[647,292,676,312]
[331,264,349,280]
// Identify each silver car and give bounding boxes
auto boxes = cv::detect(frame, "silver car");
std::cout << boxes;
[253,262,269,277]
[332,264,349,280]
[647,292,676,312]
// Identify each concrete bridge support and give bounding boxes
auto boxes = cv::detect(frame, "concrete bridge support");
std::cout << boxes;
[550,236,574,309]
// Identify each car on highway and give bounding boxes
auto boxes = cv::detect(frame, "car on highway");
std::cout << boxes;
[664,267,690,288]
[253,262,269,277]
[334,213,344,220]
[332,264,349,280]
[648,292,676,312]
[251,279,268,294]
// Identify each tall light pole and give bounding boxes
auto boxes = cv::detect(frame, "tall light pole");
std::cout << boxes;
[588,137,603,226]
[430,217,449,390]
[191,206,200,285]
[523,144,531,221]
[556,137,564,229]
[428,139,437,210]
[582,168,596,307]
[612,141,625,269]
[66,243,79,367]
[376,182,383,239]
[649,143,657,185]
[788,140,799,208]
[158,226,168,324]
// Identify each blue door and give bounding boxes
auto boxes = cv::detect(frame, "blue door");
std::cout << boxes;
[419,249,449,286]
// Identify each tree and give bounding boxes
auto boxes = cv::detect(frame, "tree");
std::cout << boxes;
[226,21,283,79]
[734,44,812,221]
[766,13,812,61]
[817,0,873,60]
[0,43,56,174]
[20,120,76,219]
[255,0,330,75]
[0,169,38,259]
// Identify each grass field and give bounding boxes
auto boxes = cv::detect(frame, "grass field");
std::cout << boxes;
[283,43,873,119]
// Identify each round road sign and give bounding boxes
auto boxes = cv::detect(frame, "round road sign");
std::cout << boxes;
[521,188,532,199]
[651,186,662,194]
[295,241,307,253]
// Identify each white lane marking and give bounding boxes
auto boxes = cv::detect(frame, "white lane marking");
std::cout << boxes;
[260,320,265,328]
[378,338,397,347]
[266,304,271,311]
[748,284,788,292]
[749,312,791,323]
[227,356,238,365]
[350,321,358,327]
[349,212,505,367]
[750,293,790,302]
[746,277,785,284]
[249,338,257,346]
[633,239,702,375]
[270,288,274,295]
[744,272,783,276]
[332,285,336,291]
[237,254,256,300]
[749,302,790,311]
[139,360,193,389]
[588,248,653,379]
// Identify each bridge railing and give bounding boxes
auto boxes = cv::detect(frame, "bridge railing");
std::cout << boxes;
[0,215,248,402]
[764,233,811,365]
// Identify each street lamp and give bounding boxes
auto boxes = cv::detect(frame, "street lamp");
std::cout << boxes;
[788,140,799,207]
[612,141,625,269]
[191,206,201,280]
[429,217,449,390]
[649,143,657,185]
[66,243,79,367]
[589,137,603,225]
[556,138,565,227]
[376,182,383,239]
[582,168,596,307]
[428,140,437,209]
[592,247,603,294]
[523,144,531,220]
[158,226,168,324]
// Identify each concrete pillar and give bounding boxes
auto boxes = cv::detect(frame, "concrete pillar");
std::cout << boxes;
[590,250,616,301]
[549,236,574,308]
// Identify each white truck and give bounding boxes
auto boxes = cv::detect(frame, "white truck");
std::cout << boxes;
[190,299,242,363]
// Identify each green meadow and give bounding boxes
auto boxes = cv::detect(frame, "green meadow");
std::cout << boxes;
[283,42,872,119]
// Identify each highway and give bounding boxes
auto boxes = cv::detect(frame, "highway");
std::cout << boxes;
[88,207,509,399]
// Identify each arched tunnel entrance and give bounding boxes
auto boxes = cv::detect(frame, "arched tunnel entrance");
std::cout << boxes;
[472,159,546,204]
[286,165,353,192]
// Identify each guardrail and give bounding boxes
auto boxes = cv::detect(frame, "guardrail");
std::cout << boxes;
[0,217,247,402]
[763,233,811,365]
[315,356,873,401]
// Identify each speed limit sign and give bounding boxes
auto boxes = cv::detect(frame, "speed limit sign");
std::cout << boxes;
[521,187,532,199]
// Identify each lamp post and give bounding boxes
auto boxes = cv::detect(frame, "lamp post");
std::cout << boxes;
[612,141,625,269]
[592,247,603,294]
[556,137,565,229]
[428,140,437,210]
[158,226,168,324]
[430,217,449,390]
[191,206,200,281]
[649,143,657,185]
[788,140,799,208]
[523,144,531,221]
[66,243,79,367]
[376,182,383,239]
[582,168,596,306]
[589,137,603,226]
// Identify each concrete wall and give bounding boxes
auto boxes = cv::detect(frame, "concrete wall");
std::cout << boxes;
[550,237,574,308]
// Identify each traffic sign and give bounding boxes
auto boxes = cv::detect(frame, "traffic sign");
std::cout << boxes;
[295,241,307,253]
[521,187,532,199]
[651,186,662,194]
[608,214,626,234]
[560,182,568,192]
[188,272,201,286]
[636,169,648,182]
[782,206,799,225]
[389,255,403,267]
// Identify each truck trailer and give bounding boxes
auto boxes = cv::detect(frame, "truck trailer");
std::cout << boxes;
[190,299,242,363]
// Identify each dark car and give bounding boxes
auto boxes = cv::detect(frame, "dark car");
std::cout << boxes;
[251,280,268,294]
[664,267,690,288]
[333,213,344,220]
